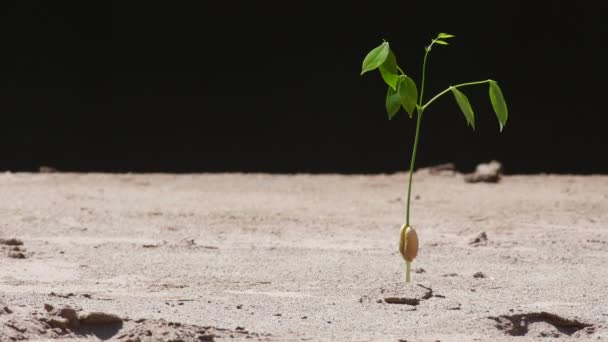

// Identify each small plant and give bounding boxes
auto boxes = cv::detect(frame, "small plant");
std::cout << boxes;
[361,33,508,283]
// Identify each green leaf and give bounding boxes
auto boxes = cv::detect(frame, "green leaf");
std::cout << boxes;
[386,86,401,119]
[361,41,390,75]
[438,33,455,39]
[451,87,475,129]
[398,76,418,117]
[489,81,508,131]
[434,39,449,45]
[379,50,399,90]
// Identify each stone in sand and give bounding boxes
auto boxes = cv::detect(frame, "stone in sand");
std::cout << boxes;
[469,232,488,246]
[79,311,123,325]
[464,160,502,183]
[8,251,26,259]
[57,307,79,326]
[0,238,24,246]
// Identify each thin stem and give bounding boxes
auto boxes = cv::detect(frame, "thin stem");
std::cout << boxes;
[405,109,423,226]
[418,49,430,113]
[405,48,431,226]
[422,79,492,111]
[405,261,411,282]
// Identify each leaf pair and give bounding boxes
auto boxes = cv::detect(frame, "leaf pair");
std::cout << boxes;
[450,81,508,131]
[386,76,417,119]
[361,41,418,119]
[434,32,455,46]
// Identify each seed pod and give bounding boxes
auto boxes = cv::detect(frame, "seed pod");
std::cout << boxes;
[399,225,419,262]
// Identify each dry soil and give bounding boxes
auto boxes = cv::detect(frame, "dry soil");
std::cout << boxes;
[0,171,606,341]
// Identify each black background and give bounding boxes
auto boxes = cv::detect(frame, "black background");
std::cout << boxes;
[0,1,606,173]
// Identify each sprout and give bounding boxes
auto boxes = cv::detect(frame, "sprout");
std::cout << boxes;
[361,33,509,282]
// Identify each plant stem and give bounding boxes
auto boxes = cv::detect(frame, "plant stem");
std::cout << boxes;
[405,77,493,227]
[405,109,423,227]
[405,261,411,282]
[405,47,431,227]
[422,79,493,111]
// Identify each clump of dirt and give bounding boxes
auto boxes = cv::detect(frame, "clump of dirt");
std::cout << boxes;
[49,292,92,299]
[489,312,594,338]
[38,165,59,173]
[469,232,488,246]
[445,302,462,310]
[117,319,268,341]
[425,162,457,175]
[0,304,268,341]
[40,303,123,328]
[0,238,23,246]
[0,238,30,259]
[360,283,433,306]
[464,160,502,183]
[473,272,486,279]
[142,239,218,250]
[0,304,123,340]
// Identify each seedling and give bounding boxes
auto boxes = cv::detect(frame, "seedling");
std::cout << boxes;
[361,33,508,282]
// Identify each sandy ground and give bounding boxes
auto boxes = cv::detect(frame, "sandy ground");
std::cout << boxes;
[0,171,607,341]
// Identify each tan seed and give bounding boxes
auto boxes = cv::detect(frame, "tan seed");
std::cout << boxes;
[399,225,419,262]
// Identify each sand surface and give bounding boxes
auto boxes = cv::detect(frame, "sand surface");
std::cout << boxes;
[0,171,606,341]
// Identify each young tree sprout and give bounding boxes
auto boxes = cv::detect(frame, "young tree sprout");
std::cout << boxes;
[361,33,509,283]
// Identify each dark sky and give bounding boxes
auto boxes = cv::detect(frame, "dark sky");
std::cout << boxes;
[0,1,606,173]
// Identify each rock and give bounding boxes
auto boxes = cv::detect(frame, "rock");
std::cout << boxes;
[50,292,75,298]
[446,302,462,310]
[427,162,456,175]
[384,297,420,305]
[180,239,196,247]
[57,307,79,327]
[79,311,123,325]
[469,232,488,246]
[473,271,486,278]
[38,165,58,173]
[0,238,24,246]
[45,317,70,329]
[40,306,81,328]
[442,273,458,277]
[464,160,502,183]
[2,306,12,314]
[8,251,26,259]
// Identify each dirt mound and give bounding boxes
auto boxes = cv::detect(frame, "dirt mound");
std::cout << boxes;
[0,304,268,341]
[360,283,433,306]
[117,319,268,342]
[489,312,595,338]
